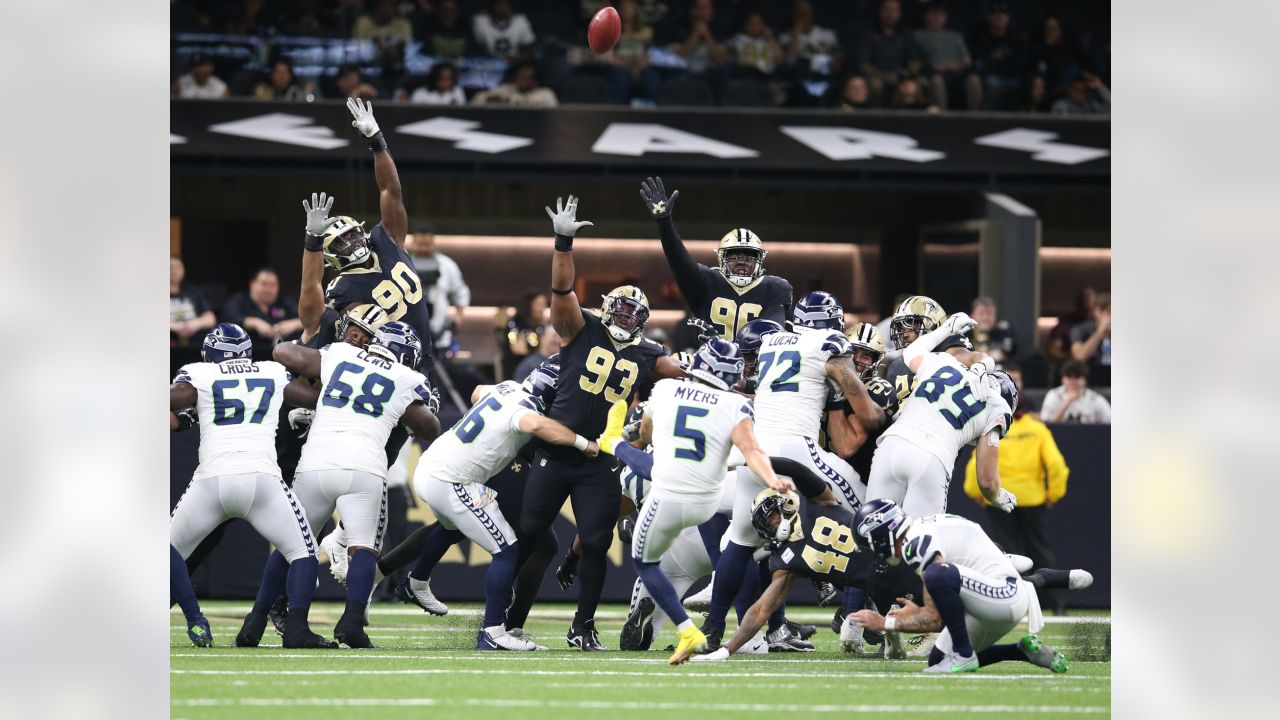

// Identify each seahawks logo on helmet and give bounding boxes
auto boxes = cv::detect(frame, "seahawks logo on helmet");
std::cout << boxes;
[201,322,253,363]
[750,488,800,543]
[687,338,745,391]
[889,295,947,349]
[717,229,767,288]
[521,358,560,412]
[846,322,887,380]
[793,290,845,331]
[851,499,908,560]
[599,285,650,343]
[368,321,423,369]
[321,216,372,271]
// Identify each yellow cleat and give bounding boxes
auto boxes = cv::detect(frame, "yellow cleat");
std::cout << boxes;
[669,625,708,665]
[597,400,629,455]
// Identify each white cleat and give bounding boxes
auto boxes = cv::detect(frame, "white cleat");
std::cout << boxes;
[740,633,769,655]
[394,576,449,615]
[923,650,978,673]
[839,614,865,653]
[683,575,715,612]
[1068,569,1094,590]
[1007,554,1034,573]
[320,528,349,585]
[884,630,908,659]
[507,628,548,651]
[477,626,539,651]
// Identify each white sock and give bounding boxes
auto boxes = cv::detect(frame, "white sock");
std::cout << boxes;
[677,619,695,633]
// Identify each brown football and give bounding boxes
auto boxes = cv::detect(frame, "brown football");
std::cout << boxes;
[588,6,621,54]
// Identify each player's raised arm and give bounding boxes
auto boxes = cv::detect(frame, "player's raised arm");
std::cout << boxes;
[300,192,338,338]
[826,356,886,432]
[273,342,323,379]
[974,430,1017,512]
[639,176,704,311]
[545,195,593,343]
[347,98,407,246]
[517,413,599,457]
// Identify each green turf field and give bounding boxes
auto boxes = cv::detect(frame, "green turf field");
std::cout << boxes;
[171,601,1111,719]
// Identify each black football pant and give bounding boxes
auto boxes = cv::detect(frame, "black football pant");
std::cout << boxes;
[984,505,1064,613]
[520,453,620,627]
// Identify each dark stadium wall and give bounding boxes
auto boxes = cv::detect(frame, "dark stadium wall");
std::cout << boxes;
[170,425,1111,608]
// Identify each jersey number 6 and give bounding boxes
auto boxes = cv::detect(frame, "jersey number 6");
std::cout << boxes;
[579,346,639,404]
[371,262,424,322]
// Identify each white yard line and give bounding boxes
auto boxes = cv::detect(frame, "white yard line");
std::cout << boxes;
[171,668,1101,681]
[171,652,1111,666]
[171,697,1108,714]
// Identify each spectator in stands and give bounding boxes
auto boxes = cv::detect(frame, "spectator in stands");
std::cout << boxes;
[1033,16,1080,93]
[1046,287,1095,364]
[331,65,379,99]
[781,0,839,73]
[963,360,1070,614]
[1041,360,1111,424]
[418,0,476,58]
[498,291,549,379]
[970,1,1028,110]
[1052,73,1110,115]
[913,1,979,110]
[969,296,1017,364]
[408,63,467,105]
[888,76,939,113]
[670,0,730,75]
[857,0,921,102]
[406,224,470,355]
[254,60,310,101]
[222,268,303,356]
[353,0,412,43]
[471,61,558,107]
[1022,74,1051,113]
[833,74,874,111]
[173,53,229,100]
[473,0,536,60]
[170,256,217,346]
[605,0,661,101]
[513,327,562,382]
[1070,291,1111,383]
[729,12,784,76]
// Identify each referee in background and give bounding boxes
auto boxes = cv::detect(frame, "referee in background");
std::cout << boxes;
[963,362,1070,614]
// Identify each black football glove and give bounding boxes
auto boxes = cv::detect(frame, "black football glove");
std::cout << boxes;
[173,407,199,432]
[640,176,679,219]
[685,316,716,344]
[617,512,638,545]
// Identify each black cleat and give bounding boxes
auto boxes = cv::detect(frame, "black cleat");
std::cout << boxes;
[334,609,375,649]
[786,619,817,641]
[619,597,656,651]
[766,624,815,652]
[235,612,268,648]
[283,613,338,649]
[268,596,289,636]
[566,619,606,651]
[700,620,724,652]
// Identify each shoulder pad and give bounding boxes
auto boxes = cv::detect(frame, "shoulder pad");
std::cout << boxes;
[172,367,194,385]
[820,332,853,356]
[866,376,894,407]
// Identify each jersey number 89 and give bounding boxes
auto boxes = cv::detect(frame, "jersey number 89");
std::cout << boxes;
[579,346,639,403]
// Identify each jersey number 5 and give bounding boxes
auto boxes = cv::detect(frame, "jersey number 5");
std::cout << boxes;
[801,516,856,574]
[709,298,763,340]
[672,406,709,461]
[372,262,424,322]
[579,346,639,403]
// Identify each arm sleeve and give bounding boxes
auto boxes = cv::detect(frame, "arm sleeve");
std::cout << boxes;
[655,216,707,313]
[1040,426,1070,503]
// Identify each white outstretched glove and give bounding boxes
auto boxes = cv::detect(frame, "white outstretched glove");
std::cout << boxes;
[993,488,1018,513]
[302,192,337,236]
[689,647,730,662]
[544,195,594,238]
[942,312,977,338]
[346,97,380,137]
[839,613,865,653]
[288,408,315,433]
[966,360,993,401]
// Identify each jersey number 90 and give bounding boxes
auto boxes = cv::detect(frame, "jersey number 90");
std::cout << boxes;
[371,262,424,322]
[709,298,763,340]
[579,346,639,404]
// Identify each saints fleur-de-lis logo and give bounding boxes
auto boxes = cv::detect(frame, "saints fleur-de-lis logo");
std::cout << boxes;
[651,201,666,215]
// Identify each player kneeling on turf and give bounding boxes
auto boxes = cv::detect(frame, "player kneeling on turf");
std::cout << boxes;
[847,500,1092,673]
[599,339,795,664]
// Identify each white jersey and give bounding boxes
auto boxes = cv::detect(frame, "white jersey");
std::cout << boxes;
[649,378,754,499]
[296,342,432,477]
[174,359,288,481]
[421,381,540,485]
[753,326,853,442]
[880,352,1012,468]
[900,514,1017,580]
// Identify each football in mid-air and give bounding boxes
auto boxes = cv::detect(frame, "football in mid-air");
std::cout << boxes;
[588,6,621,54]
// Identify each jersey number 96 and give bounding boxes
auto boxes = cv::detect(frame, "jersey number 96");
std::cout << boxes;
[709,298,763,340]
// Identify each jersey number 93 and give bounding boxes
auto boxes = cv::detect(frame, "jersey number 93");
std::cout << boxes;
[579,346,639,403]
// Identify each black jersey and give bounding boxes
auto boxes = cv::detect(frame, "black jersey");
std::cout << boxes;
[656,217,792,341]
[325,222,435,372]
[884,334,973,416]
[543,310,666,465]
[844,375,895,481]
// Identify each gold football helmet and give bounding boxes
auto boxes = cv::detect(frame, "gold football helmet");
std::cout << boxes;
[846,322,887,380]
[599,285,650,342]
[716,229,767,288]
[336,303,388,347]
[321,216,371,271]
[889,295,946,349]
[751,488,801,542]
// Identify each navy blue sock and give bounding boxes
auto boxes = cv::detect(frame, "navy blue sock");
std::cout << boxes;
[708,541,754,629]
[251,551,289,615]
[841,585,867,617]
[732,552,761,623]
[484,544,520,628]
[633,558,690,626]
[923,563,973,656]
[412,525,465,580]
[978,643,1024,666]
[170,545,202,623]
[285,556,318,611]
[346,549,377,610]
[697,514,730,566]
